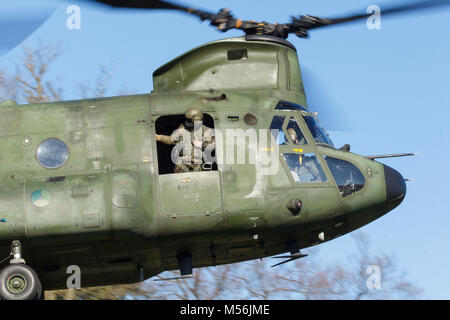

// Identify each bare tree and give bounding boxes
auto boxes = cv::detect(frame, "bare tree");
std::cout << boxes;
[0,69,18,102]
[45,282,160,300]
[340,233,422,299]
[153,264,236,300]
[266,232,421,300]
[0,42,63,103]
[77,63,116,99]
[0,42,118,103]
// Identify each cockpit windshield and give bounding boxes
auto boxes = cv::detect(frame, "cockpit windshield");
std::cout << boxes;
[303,115,334,147]
[273,101,334,147]
[324,156,365,197]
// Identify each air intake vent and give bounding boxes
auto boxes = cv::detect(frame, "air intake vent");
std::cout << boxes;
[227,49,247,60]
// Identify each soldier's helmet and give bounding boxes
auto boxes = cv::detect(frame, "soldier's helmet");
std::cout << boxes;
[185,107,203,121]
[287,128,298,143]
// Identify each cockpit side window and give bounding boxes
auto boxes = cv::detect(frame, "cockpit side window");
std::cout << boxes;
[270,115,308,146]
[303,115,334,147]
[270,115,289,145]
[324,156,365,197]
[283,153,327,183]
[273,101,333,147]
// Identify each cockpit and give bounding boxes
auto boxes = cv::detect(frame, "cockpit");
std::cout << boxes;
[270,101,365,197]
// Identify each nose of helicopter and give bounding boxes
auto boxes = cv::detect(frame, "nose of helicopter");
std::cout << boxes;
[384,164,406,204]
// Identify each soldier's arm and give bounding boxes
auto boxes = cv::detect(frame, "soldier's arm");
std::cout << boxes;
[156,134,176,145]
[202,127,216,148]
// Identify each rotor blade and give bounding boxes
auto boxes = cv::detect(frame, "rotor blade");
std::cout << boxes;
[90,0,215,20]
[299,0,450,31]
[0,15,54,57]
[0,1,57,57]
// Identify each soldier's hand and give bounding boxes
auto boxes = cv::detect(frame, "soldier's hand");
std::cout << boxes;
[156,134,161,141]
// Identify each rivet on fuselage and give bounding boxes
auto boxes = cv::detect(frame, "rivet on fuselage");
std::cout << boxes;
[22,136,32,146]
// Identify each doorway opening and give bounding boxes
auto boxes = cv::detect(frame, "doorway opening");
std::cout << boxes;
[155,113,216,175]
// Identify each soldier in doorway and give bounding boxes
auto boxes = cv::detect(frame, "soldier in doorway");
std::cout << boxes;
[156,107,215,173]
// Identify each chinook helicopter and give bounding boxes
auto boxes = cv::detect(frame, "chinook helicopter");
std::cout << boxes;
[0,0,446,300]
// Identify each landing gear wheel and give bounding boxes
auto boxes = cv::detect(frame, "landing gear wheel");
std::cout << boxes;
[0,264,42,300]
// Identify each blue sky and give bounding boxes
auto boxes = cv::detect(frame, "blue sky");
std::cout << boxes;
[1,0,450,298]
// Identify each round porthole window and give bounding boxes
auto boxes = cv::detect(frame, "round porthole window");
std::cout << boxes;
[36,138,69,169]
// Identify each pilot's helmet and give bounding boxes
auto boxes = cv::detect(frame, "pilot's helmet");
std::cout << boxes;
[185,107,204,121]
[287,128,298,143]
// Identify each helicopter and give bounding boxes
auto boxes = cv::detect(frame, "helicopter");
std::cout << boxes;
[0,0,446,300]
